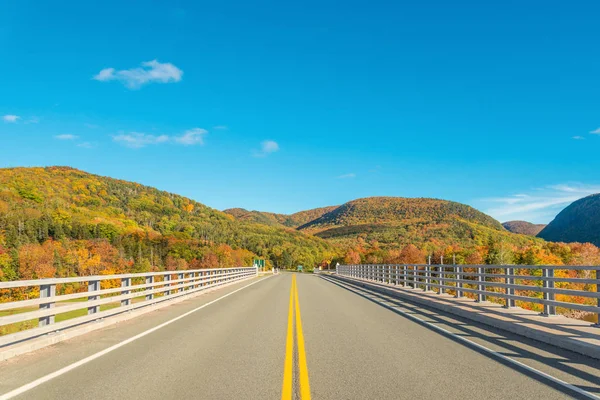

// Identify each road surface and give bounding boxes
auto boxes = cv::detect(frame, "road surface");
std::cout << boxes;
[0,273,599,399]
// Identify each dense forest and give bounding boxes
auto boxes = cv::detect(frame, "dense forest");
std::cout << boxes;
[538,193,600,246]
[1,167,600,288]
[0,167,335,282]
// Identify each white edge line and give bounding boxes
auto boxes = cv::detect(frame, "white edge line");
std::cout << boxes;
[322,276,600,400]
[0,276,271,400]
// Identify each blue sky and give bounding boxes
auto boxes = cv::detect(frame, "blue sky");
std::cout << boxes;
[1,1,600,223]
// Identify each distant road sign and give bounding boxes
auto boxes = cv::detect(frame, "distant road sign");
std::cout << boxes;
[253,259,265,268]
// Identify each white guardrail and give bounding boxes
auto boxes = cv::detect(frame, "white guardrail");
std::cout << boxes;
[0,267,258,347]
[336,264,600,324]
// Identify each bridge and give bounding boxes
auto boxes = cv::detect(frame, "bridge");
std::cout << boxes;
[0,264,599,399]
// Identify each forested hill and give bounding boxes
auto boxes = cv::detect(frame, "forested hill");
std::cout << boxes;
[294,196,546,254]
[0,167,333,280]
[538,193,600,246]
[224,206,338,228]
[503,221,546,236]
[299,197,504,231]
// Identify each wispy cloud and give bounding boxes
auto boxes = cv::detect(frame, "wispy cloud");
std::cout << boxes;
[338,173,356,179]
[174,128,207,145]
[55,134,78,140]
[77,142,95,149]
[84,123,99,129]
[2,115,20,123]
[25,116,39,124]
[113,132,170,148]
[253,140,280,157]
[113,128,207,148]
[93,60,183,89]
[478,183,600,223]
[590,127,600,135]
[213,125,227,130]
[572,136,585,140]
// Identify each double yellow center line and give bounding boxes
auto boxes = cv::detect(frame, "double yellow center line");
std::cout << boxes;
[281,274,311,400]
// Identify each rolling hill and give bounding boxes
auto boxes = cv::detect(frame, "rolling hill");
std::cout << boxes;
[0,167,334,280]
[223,206,338,228]
[537,193,600,246]
[502,221,546,236]
[295,197,539,249]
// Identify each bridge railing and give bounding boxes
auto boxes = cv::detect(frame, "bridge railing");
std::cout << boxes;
[336,264,600,324]
[0,266,258,347]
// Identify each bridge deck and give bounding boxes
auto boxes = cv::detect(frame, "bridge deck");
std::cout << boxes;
[1,274,599,399]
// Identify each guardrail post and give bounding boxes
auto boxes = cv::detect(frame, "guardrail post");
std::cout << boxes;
[476,266,485,302]
[179,273,184,291]
[39,283,56,327]
[424,265,430,291]
[595,269,600,327]
[88,280,100,315]
[413,266,417,289]
[504,267,515,308]
[403,265,407,287]
[146,275,154,300]
[121,277,131,306]
[438,265,444,295]
[542,267,556,316]
[454,265,462,298]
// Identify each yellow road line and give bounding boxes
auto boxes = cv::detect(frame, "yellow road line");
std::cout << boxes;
[294,275,312,400]
[281,275,295,400]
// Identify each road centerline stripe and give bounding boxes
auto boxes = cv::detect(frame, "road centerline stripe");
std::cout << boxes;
[281,275,295,400]
[294,275,312,400]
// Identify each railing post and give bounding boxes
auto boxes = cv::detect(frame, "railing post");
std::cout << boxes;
[121,277,131,306]
[39,283,56,327]
[403,265,407,287]
[395,265,399,285]
[542,267,556,316]
[454,265,462,298]
[476,266,485,302]
[438,265,444,295]
[413,265,417,289]
[146,275,154,300]
[424,265,430,291]
[504,267,515,308]
[88,280,100,315]
[179,273,184,292]
[595,269,600,327]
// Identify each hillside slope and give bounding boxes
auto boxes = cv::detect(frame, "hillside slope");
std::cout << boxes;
[503,221,546,236]
[538,194,600,246]
[0,167,333,280]
[224,206,338,228]
[298,197,537,249]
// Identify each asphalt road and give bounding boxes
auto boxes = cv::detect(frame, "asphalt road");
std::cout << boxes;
[0,273,599,399]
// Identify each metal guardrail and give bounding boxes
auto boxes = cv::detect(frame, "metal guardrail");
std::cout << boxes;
[336,264,600,324]
[0,267,258,347]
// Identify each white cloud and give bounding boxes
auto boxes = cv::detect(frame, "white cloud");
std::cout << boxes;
[93,60,183,89]
[77,142,95,149]
[572,136,585,140]
[478,183,600,223]
[590,128,600,135]
[113,132,170,148]
[113,128,207,148]
[253,140,280,157]
[3,115,20,123]
[338,173,356,179]
[174,128,207,145]
[25,116,40,124]
[55,134,78,140]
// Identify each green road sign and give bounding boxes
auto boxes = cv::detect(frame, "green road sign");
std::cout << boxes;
[253,259,265,268]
